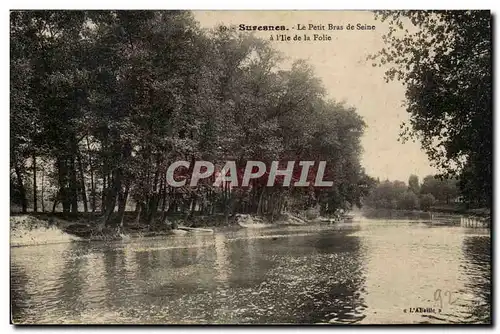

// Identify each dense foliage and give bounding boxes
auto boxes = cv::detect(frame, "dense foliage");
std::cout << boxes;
[370,10,491,208]
[364,174,459,211]
[10,11,370,228]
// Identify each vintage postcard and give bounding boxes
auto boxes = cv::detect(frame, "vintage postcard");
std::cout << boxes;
[10,10,492,325]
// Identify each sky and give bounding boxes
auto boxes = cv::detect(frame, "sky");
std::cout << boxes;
[193,10,438,182]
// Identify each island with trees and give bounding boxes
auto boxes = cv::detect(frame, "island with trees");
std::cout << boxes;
[10,11,375,244]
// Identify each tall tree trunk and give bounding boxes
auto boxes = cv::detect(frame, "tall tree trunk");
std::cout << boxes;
[13,157,27,213]
[57,157,70,213]
[147,196,159,226]
[257,187,265,215]
[168,195,178,214]
[103,141,131,227]
[32,153,37,212]
[77,153,88,213]
[101,135,108,214]
[146,161,160,226]
[161,182,168,213]
[41,166,45,212]
[117,183,130,228]
[103,171,121,227]
[160,176,169,222]
[52,199,57,213]
[86,136,96,213]
[185,194,196,220]
[159,173,168,212]
[69,155,78,214]
[135,201,143,225]
[102,174,107,213]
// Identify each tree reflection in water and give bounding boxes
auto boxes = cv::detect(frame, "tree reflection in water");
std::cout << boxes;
[10,224,490,324]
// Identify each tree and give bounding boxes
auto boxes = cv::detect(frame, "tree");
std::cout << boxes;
[420,193,436,211]
[364,180,408,210]
[398,190,419,210]
[420,174,458,204]
[408,174,419,194]
[371,10,491,208]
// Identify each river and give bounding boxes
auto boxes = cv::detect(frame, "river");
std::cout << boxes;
[10,219,491,324]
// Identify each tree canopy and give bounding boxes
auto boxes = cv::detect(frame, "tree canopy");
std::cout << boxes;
[364,174,459,211]
[370,10,491,208]
[10,10,371,228]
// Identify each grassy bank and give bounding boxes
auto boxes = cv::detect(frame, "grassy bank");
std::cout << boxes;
[10,215,81,247]
[10,211,312,247]
[10,212,230,247]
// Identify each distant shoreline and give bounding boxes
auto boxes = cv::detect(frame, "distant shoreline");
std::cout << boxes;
[361,207,490,220]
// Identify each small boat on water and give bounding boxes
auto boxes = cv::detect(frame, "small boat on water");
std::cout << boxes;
[342,214,355,222]
[177,226,214,233]
[318,213,356,224]
[169,229,188,235]
[238,222,272,229]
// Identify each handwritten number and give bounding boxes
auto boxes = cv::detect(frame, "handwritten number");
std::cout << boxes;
[434,289,458,309]
[434,289,443,309]
[444,290,458,305]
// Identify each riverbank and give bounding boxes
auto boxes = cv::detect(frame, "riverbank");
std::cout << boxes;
[10,212,312,247]
[10,215,81,247]
[10,214,219,247]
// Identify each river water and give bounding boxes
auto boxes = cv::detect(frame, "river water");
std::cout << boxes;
[11,219,491,324]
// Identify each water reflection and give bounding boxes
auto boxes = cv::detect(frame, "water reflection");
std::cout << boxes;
[10,222,490,324]
[10,263,31,323]
[214,233,230,286]
[358,222,490,324]
[457,235,491,324]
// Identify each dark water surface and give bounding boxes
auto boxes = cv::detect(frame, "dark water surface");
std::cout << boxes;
[11,220,491,324]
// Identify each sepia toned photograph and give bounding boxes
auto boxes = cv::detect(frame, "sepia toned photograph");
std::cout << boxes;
[9,9,492,325]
